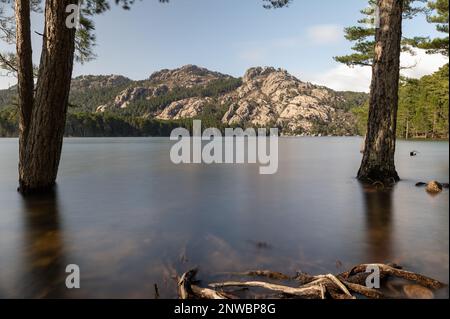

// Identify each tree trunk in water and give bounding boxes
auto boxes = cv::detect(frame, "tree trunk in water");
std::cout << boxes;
[18,0,77,194]
[15,0,34,184]
[357,0,402,183]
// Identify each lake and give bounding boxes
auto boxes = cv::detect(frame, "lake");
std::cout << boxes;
[0,137,448,298]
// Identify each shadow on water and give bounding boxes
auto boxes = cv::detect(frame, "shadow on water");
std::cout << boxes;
[360,184,393,263]
[18,188,69,298]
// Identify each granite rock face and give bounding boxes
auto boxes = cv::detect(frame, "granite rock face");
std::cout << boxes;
[148,64,230,89]
[220,67,358,135]
[71,74,131,90]
[156,97,214,120]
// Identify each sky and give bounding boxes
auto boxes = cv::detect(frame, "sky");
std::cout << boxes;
[0,0,448,91]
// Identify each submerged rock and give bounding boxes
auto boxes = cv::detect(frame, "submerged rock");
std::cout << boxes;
[403,285,434,299]
[415,182,427,187]
[426,181,443,194]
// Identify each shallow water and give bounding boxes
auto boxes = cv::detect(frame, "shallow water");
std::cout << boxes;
[0,137,448,298]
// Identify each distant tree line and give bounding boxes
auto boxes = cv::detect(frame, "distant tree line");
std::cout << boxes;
[0,109,226,137]
[352,64,449,139]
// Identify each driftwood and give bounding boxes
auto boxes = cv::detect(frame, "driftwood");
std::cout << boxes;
[191,285,230,299]
[178,264,446,300]
[221,270,292,281]
[178,269,235,299]
[178,269,197,299]
[344,263,445,290]
[341,280,384,299]
[210,281,323,299]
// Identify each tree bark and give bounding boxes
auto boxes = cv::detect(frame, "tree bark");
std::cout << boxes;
[15,0,34,184]
[18,0,77,194]
[357,0,403,183]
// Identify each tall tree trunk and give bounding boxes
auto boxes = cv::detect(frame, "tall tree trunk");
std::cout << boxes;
[432,110,437,139]
[19,0,77,194]
[357,0,403,183]
[405,112,409,139]
[15,0,34,184]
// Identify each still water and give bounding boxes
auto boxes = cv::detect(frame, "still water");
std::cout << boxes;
[0,137,448,298]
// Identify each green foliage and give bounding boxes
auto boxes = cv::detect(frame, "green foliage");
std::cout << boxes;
[69,82,132,112]
[262,0,292,9]
[335,0,428,67]
[406,0,449,56]
[352,64,449,138]
[64,112,190,137]
[333,91,369,112]
[0,106,18,137]
[351,101,370,136]
[400,63,449,138]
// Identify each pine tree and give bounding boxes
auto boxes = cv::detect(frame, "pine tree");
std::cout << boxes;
[334,0,426,66]
[408,0,449,56]
[267,0,410,182]
[0,0,168,194]
[357,0,405,183]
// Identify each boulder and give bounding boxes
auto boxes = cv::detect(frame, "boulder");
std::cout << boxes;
[403,285,434,299]
[426,181,443,194]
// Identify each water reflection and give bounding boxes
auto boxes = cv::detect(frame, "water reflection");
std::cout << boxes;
[0,138,447,298]
[362,185,393,263]
[18,189,68,298]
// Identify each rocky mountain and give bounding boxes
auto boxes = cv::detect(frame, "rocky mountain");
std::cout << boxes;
[91,65,366,135]
[71,74,132,90]
[147,64,231,88]
[95,65,233,113]
[97,65,366,134]
[220,67,362,135]
[0,65,368,136]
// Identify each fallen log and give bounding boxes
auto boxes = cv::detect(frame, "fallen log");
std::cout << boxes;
[222,270,292,281]
[209,281,323,299]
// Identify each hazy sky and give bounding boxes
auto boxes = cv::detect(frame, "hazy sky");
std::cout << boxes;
[0,0,448,91]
